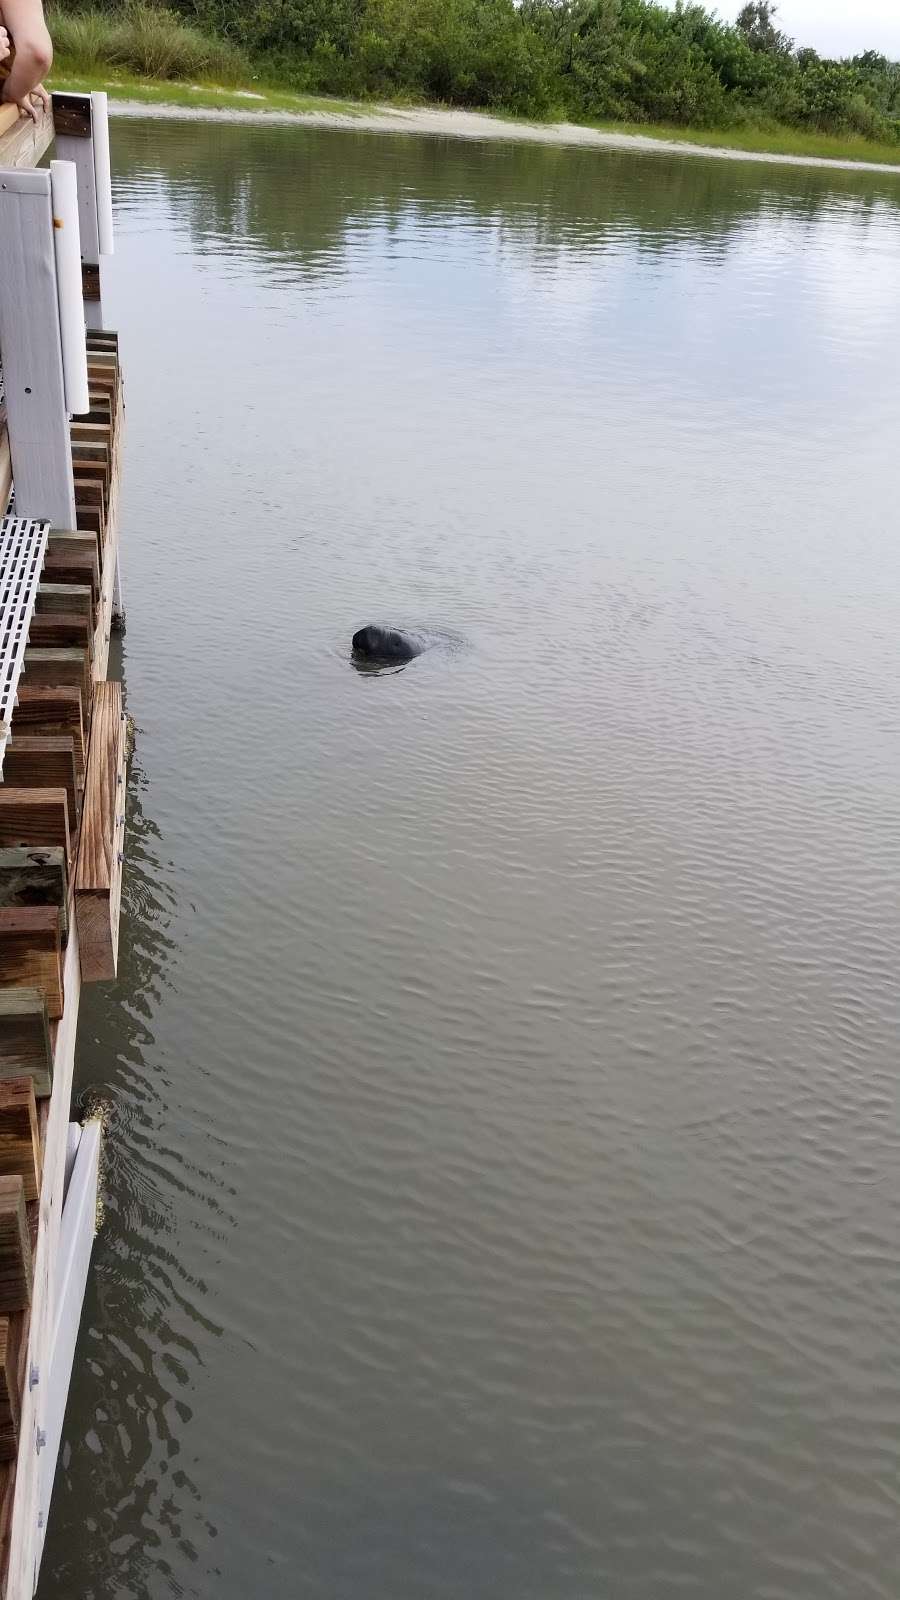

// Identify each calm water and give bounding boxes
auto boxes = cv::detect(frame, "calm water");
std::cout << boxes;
[39,122,900,1599]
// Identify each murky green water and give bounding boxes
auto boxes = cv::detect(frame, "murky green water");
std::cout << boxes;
[39,121,900,1599]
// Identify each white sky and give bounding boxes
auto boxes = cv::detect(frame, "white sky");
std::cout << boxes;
[719,0,900,58]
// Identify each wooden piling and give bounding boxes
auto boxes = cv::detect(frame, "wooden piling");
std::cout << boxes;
[75,681,126,981]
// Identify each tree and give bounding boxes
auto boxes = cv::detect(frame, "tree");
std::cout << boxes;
[736,1,792,56]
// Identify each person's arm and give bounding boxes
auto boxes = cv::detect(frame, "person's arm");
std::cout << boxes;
[0,0,51,122]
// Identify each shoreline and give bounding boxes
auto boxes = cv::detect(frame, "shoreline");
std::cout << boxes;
[100,94,900,175]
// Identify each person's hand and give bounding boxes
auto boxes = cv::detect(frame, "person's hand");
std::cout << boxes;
[0,26,10,64]
[2,81,49,123]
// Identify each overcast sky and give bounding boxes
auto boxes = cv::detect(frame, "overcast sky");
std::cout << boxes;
[719,1,900,58]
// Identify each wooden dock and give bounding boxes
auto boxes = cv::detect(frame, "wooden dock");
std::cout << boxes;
[0,94,126,1596]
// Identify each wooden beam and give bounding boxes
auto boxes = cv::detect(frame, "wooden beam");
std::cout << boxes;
[85,330,118,352]
[25,613,92,653]
[22,648,92,712]
[0,991,52,1099]
[2,741,78,832]
[42,545,100,606]
[0,101,53,170]
[48,527,101,578]
[0,1080,40,1203]
[76,681,125,981]
[0,1175,31,1313]
[36,585,93,621]
[0,847,67,946]
[0,428,11,522]
[0,908,63,1021]
[73,506,105,544]
[0,790,70,857]
[70,421,112,449]
[10,689,85,783]
[73,479,104,512]
[0,1317,20,1463]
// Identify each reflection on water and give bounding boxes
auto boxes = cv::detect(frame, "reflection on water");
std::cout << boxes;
[39,124,900,1599]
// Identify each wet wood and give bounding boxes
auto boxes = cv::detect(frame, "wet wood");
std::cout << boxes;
[0,992,52,1099]
[76,681,126,982]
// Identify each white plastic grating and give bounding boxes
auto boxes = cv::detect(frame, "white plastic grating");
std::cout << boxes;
[0,517,50,772]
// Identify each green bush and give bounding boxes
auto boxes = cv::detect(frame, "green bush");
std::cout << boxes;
[47,0,900,141]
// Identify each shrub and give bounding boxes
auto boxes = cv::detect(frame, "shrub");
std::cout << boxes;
[50,2,242,79]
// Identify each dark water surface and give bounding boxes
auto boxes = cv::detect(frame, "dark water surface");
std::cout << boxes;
[40,122,900,1599]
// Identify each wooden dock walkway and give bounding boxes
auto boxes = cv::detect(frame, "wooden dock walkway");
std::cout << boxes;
[0,94,127,1596]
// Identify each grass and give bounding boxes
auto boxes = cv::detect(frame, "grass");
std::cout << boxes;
[579,115,900,167]
[48,5,241,80]
[49,63,365,117]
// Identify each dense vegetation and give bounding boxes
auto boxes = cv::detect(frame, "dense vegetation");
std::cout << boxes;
[50,0,900,144]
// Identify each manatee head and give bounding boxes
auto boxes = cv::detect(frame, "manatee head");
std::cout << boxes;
[352,625,421,664]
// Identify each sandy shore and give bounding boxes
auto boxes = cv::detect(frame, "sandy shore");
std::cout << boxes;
[108,96,900,174]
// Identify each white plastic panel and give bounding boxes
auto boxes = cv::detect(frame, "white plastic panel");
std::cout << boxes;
[36,1119,101,1577]
[0,516,49,769]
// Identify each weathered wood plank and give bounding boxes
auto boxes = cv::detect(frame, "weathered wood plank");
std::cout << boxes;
[0,909,63,1021]
[0,1080,41,1203]
[2,740,78,831]
[73,479,104,511]
[0,1176,31,1313]
[0,848,67,946]
[71,442,110,469]
[25,613,92,653]
[76,681,125,981]
[0,102,53,171]
[41,546,99,606]
[10,690,85,783]
[69,422,112,450]
[71,459,109,498]
[85,329,118,352]
[35,585,93,622]
[0,429,11,523]
[0,1317,21,1462]
[0,791,70,858]
[47,528,101,571]
[74,506,105,543]
[0,991,52,1099]
[21,649,91,711]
